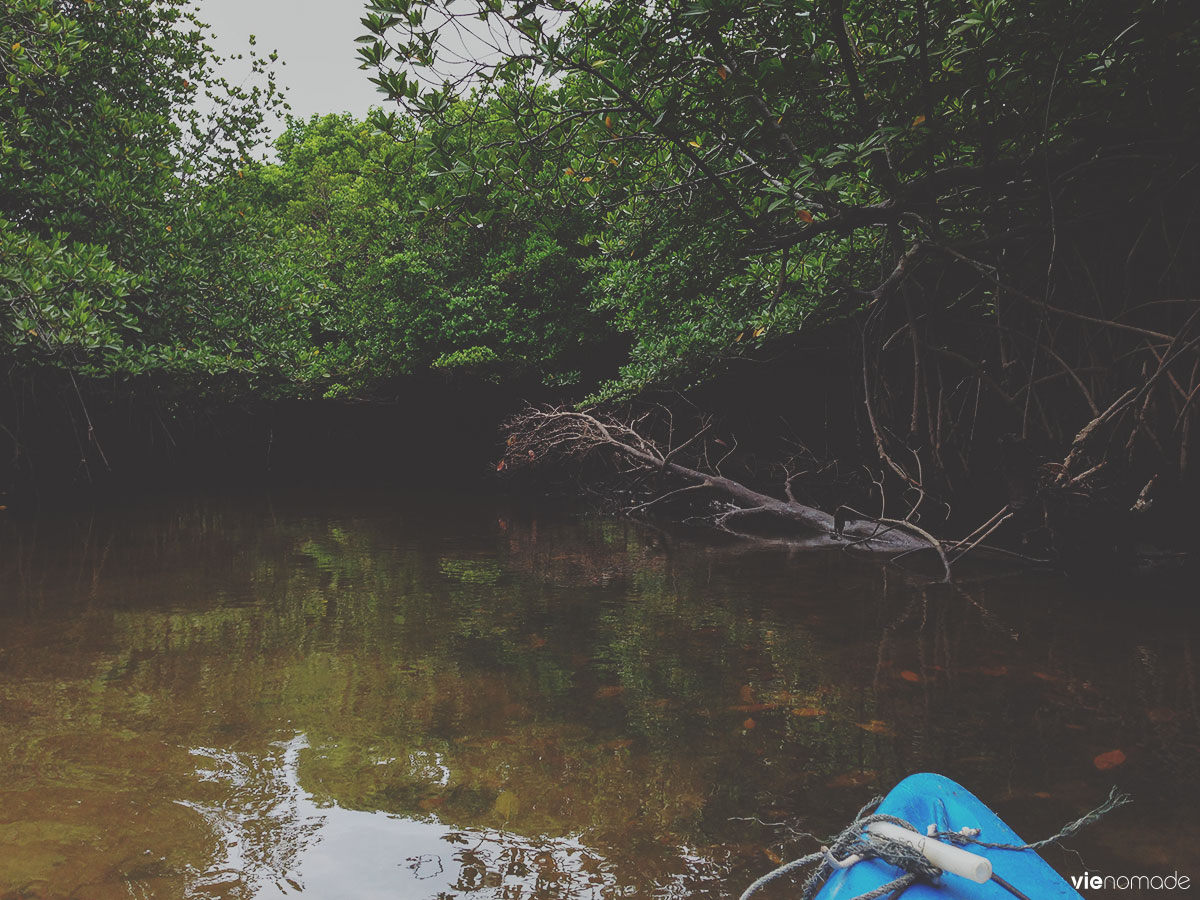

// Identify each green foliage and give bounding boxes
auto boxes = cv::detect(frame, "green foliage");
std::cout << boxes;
[245,111,607,393]
[433,345,501,370]
[360,0,1200,396]
[0,220,139,365]
[0,0,292,386]
[5,0,1198,461]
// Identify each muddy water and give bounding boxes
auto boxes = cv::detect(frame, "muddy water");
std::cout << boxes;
[0,491,1197,899]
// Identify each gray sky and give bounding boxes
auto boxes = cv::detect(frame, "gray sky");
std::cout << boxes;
[198,0,385,128]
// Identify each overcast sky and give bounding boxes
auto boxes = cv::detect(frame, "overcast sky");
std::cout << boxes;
[198,0,385,130]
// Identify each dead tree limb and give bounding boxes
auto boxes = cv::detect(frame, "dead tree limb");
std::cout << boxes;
[502,406,937,554]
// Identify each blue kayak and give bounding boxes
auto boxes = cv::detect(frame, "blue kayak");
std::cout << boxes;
[815,774,1083,900]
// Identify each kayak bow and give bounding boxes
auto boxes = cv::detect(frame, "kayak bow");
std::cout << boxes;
[813,774,1084,900]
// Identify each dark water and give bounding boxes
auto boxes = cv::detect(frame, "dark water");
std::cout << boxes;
[0,491,1197,899]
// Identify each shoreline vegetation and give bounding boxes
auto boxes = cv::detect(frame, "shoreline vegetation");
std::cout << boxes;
[3,0,1199,574]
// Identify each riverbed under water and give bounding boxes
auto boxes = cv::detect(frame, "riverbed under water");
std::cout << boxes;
[1,490,1197,899]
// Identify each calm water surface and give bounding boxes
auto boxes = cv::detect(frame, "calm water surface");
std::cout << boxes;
[1,491,1197,899]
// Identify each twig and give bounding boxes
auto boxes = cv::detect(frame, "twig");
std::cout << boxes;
[946,505,1011,552]
[950,513,1015,564]
[880,516,952,582]
[627,482,713,514]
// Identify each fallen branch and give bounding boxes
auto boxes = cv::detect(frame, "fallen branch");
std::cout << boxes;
[503,406,932,553]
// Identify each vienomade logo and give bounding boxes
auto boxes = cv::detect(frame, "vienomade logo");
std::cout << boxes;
[1070,872,1191,892]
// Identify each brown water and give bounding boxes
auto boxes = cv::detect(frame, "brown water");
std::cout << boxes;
[0,491,1197,900]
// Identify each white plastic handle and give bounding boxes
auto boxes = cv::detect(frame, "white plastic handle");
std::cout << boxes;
[866,822,993,884]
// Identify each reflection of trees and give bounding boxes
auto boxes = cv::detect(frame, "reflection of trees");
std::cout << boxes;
[1,498,1198,896]
[183,737,323,898]
[182,733,630,899]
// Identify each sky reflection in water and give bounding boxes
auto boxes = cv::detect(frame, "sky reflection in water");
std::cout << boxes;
[183,734,627,899]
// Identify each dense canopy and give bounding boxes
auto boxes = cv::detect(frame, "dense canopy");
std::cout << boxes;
[3,0,1199,553]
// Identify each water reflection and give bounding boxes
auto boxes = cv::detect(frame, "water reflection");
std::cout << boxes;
[0,491,1197,899]
[184,734,621,899]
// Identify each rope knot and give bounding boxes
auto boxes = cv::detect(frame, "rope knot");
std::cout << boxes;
[796,809,941,900]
